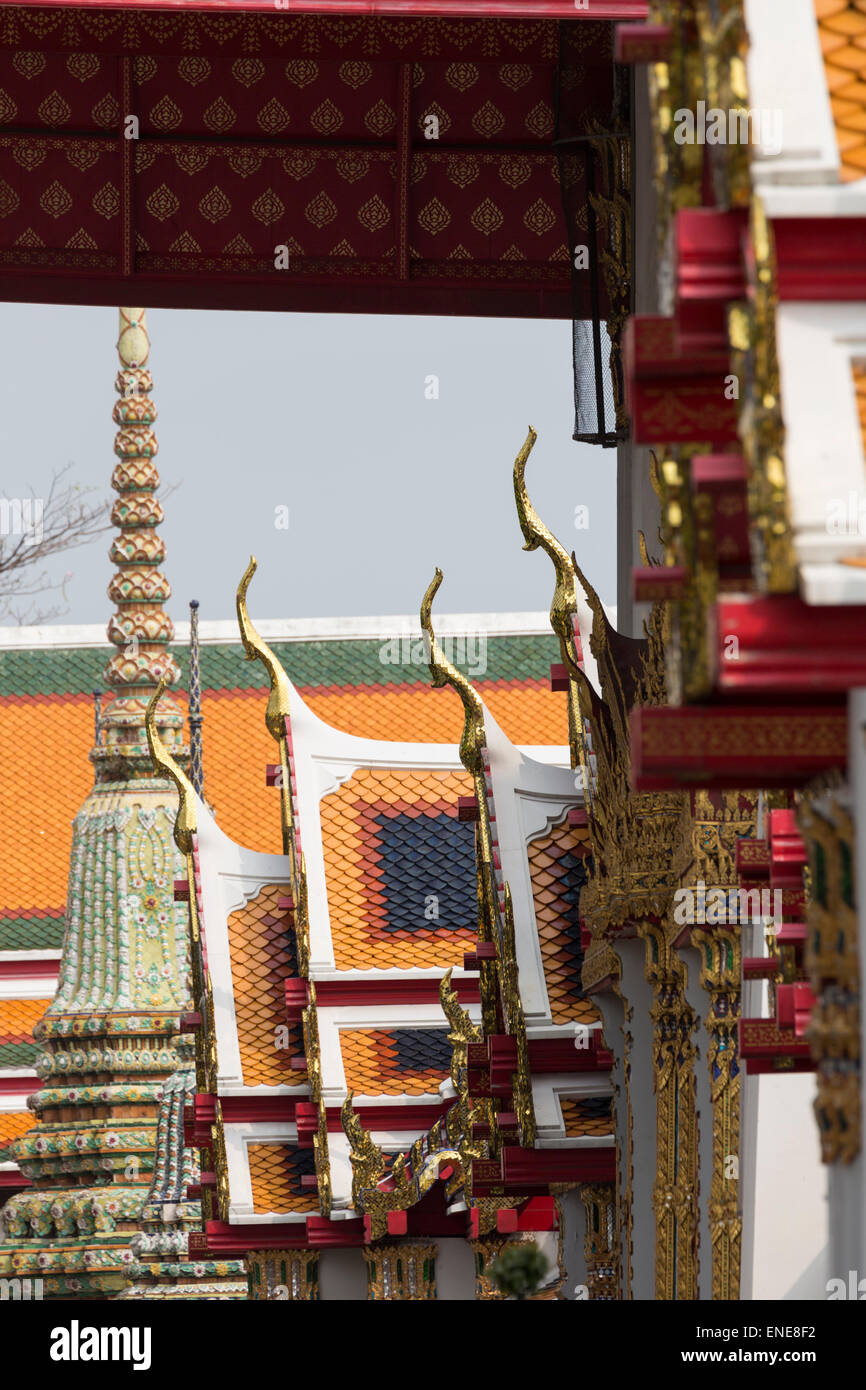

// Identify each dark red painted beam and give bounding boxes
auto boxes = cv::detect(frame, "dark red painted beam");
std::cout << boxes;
[774,217,866,301]
[7,2,649,16]
[0,270,574,321]
[293,976,480,1011]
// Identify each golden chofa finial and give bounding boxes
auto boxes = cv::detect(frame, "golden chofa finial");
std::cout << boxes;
[236,557,291,741]
[146,676,197,854]
[420,568,486,776]
[513,425,579,655]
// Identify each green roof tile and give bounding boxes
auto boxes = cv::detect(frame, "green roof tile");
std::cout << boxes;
[0,915,66,952]
[0,1042,38,1067]
[0,634,559,699]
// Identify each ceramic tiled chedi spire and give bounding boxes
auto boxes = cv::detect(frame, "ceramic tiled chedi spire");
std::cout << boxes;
[0,310,195,1298]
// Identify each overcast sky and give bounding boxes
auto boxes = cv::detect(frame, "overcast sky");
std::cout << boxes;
[1,302,616,629]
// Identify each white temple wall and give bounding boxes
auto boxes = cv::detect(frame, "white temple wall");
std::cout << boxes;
[433,1238,476,1301]
[318,1247,367,1301]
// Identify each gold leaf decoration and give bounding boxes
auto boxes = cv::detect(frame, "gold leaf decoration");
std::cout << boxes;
[177,56,211,86]
[525,101,554,139]
[339,60,373,89]
[0,90,18,123]
[203,97,237,133]
[169,230,201,254]
[65,144,100,171]
[498,63,532,91]
[523,197,557,236]
[227,148,263,179]
[304,190,337,228]
[282,150,317,180]
[150,95,183,131]
[472,101,505,139]
[446,153,479,189]
[357,194,390,232]
[470,197,504,236]
[285,60,318,88]
[257,97,290,135]
[445,62,479,92]
[417,196,451,236]
[199,185,232,223]
[222,232,253,255]
[364,99,396,138]
[92,180,120,219]
[310,99,342,136]
[251,188,285,226]
[12,51,46,81]
[145,182,180,222]
[232,58,265,88]
[133,56,157,84]
[12,143,44,172]
[65,227,98,250]
[499,154,532,189]
[416,101,451,137]
[66,53,100,83]
[37,90,72,125]
[174,148,209,175]
[0,179,20,218]
[39,180,72,219]
[91,93,120,127]
[335,151,369,184]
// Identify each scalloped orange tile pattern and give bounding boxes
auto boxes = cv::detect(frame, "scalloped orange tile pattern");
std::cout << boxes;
[528,820,600,1027]
[247,1144,318,1215]
[340,1029,447,1097]
[0,1111,36,1148]
[815,0,866,181]
[0,997,47,1042]
[854,361,866,456]
[226,882,305,1088]
[321,766,476,970]
[559,1098,613,1138]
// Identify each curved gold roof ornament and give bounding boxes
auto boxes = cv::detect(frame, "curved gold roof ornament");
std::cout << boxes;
[513,425,589,781]
[236,556,291,742]
[420,567,486,778]
[146,676,197,855]
[513,426,578,653]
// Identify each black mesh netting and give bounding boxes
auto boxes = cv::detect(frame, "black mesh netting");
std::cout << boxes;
[554,21,632,448]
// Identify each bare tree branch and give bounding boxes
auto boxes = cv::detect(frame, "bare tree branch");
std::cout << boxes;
[0,464,179,625]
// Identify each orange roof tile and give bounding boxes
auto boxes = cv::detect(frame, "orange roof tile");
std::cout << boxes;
[340,1029,448,1097]
[225,883,305,1089]
[0,998,48,1043]
[528,821,600,1028]
[816,0,866,180]
[320,766,476,970]
[0,1111,36,1149]
[559,1098,613,1138]
[247,1143,318,1214]
[854,361,866,459]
